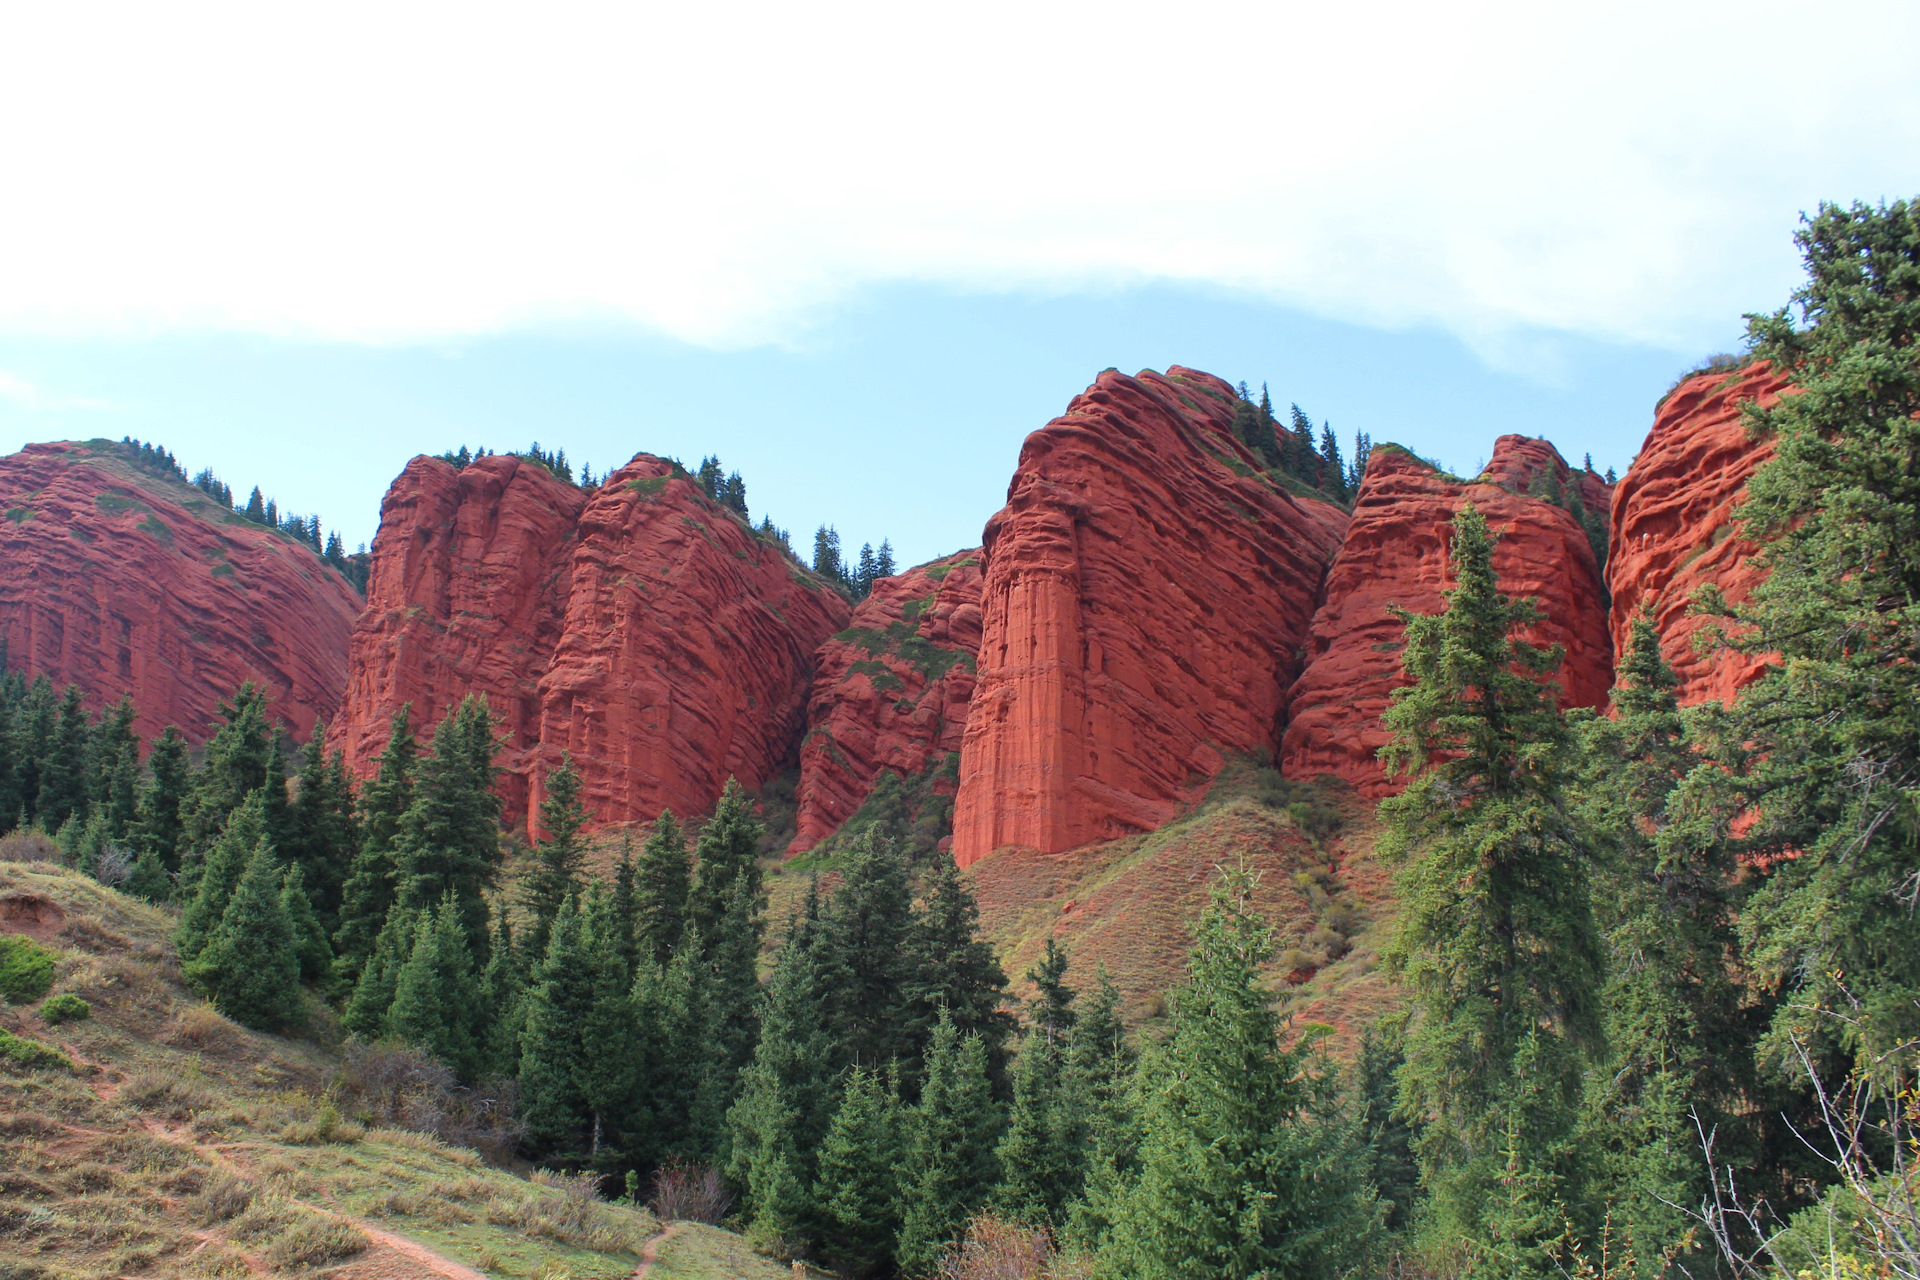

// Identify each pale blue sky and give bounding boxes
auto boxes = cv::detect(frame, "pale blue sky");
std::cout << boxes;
[1,0,1913,567]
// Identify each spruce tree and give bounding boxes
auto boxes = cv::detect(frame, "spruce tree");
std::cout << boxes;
[182,683,272,851]
[688,778,762,951]
[387,895,483,1079]
[14,677,54,826]
[1093,865,1379,1280]
[902,855,1012,1088]
[577,882,641,1167]
[392,696,500,952]
[36,684,90,833]
[183,837,303,1031]
[686,872,765,1158]
[1377,502,1600,1275]
[87,696,138,816]
[814,1066,906,1279]
[1717,198,1920,1069]
[136,726,190,872]
[994,940,1085,1227]
[1355,1020,1420,1234]
[635,809,690,966]
[289,725,358,931]
[897,1009,1003,1276]
[279,862,333,984]
[176,790,272,965]
[334,705,416,982]
[522,753,588,960]
[608,834,640,977]
[518,899,596,1160]
[479,911,528,1078]
[819,830,917,1068]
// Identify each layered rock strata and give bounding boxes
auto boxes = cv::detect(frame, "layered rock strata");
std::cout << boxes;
[790,550,984,853]
[1279,439,1615,797]
[950,367,1350,867]
[1607,362,1790,707]
[0,441,364,742]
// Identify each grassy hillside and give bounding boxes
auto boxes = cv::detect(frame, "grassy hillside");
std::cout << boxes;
[0,859,805,1280]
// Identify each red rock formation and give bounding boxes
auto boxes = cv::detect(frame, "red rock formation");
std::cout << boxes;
[531,457,852,832]
[329,454,587,820]
[950,367,1350,868]
[336,453,851,836]
[1608,362,1790,707]
[1280,438,1615,797]
[0,440,364,743]
[1480,433,1613,516]
[791,550,983,853]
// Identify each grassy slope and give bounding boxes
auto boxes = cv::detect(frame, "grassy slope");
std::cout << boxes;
[0,861,799,1280]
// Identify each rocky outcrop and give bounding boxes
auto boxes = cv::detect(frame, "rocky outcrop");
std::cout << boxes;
[1280,439,1615,797]
[530,457,851,832]
[336,453,851,836]
[1608,362,1789,706]
[950,367,1350,868]
[791,550,983,853]
[1480,434,1613,517]
[0,440,364,742]
[329,454,587,820]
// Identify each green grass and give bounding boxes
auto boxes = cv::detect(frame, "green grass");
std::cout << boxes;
[0,933,56,1003]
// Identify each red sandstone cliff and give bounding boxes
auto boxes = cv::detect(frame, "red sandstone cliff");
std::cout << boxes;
[1279,439,1615,797]
[0,441,364,742]
[791,550,984,853]
[949,367,1350,868]
[329,454,587,820]
[1608,362,1789,707]
[530,457,851,832]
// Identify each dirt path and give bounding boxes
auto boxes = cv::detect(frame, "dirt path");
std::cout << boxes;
[632,1222,680,1279]
[337,1220,493,1280]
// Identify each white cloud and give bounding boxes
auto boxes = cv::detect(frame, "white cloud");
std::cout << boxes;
[0,370,115,411]
[0,0,1913,356]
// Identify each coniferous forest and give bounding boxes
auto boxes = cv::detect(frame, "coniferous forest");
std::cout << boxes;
[1,199,1917,1279]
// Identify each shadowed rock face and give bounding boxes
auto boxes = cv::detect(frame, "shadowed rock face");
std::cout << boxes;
[791,550,983,854]
[1279,439,1615,797]
[0,441,364,743]
[329,454,587,821]
[949,367,1350,868]
[334,453,850,837]
[1608,362,1790,708]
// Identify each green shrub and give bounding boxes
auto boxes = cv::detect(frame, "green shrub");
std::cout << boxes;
[0,934,56,1004]
[0,1028,72,1072]
[40,993,90,1024]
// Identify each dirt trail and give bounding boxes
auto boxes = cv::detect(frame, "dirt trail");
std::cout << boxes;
[632,1222,680,1279]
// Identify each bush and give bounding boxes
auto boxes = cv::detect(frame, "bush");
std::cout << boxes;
[40,992,89,1024]
[334,1040,524,1160]
[648,1160,733,1224]
[0,934,56,1004]
[262,1212,369,1268]
[0,830,63,863]
[0,1027,72,1072]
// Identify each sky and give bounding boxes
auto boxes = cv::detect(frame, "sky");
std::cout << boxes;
[1,0,1916,567]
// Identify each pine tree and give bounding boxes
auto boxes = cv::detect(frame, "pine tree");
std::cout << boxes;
[1092,865,1379,1280]
[36,684,90,833]
[1377,502,1600,1274]
[136,726,191,873]
[480,911,528,1078]
[1319,423,1346,499]
[608,834,640,977]
[1349,430,1373,494]
[523,753,588,960]
[182,684,272,852]
[1355,1020,1419,1234]
[176,791,272,964]
[183,836,303,1031]
[635,809,690,966]
[87,696,138,815]
[812,525,844,584]
[102,738,140,844]
[994,939,1085,1227]
[577,883,642,1167]
[13,677,54,827]
[897,1009,1004,1276]
[279,862,333,984]
[288,725,358,932]
[686,872,765,1158]
[259,732,294,861]
[1063,964,1141,1253]
[814,1066,906,1279]
[387,894,483,1079]
[1717,198,1920,1070]
[334,705,416,981]
[392,696,500,951]
[856,543,878,597]
[902,855,1012,1089]
[729,880,843,1245]
[688,778,762,951]
[518,898,597,1160]
[875,540,896,579]
[819,830,917,1068]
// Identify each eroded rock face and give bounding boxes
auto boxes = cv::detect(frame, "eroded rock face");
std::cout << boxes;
[791,550,984,853]
[336,454,851,835]
[329,454,587,820]
[950,367,1350,868]
[1608,362,1789,707]
[0,441,364,742]
[531,457,851,832]
[1279,439,1615,797]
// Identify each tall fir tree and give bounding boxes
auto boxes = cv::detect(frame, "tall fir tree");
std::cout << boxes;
[391,696,500,951]
[897,1009,1004,1276]
[901,855,1012,1090]
[522,753,588,961]
[183,835,304,1031]
[814,1065,906,1279]
[518,898,598,1160]
[288,724,358,932]
[387,895,484,1078]
[688,778,762,952]
[1092,865,1380,1280]
[334,705,416,981]
[135,726,190,872]
[818,830,917,1069]
[182,683,272,851]
[279,862,333,984]
[994,939,1087,1227]
[176,790,272,965]
[37,684,90,833]
[1377,502,1600,1276]
[635,809,691,966]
